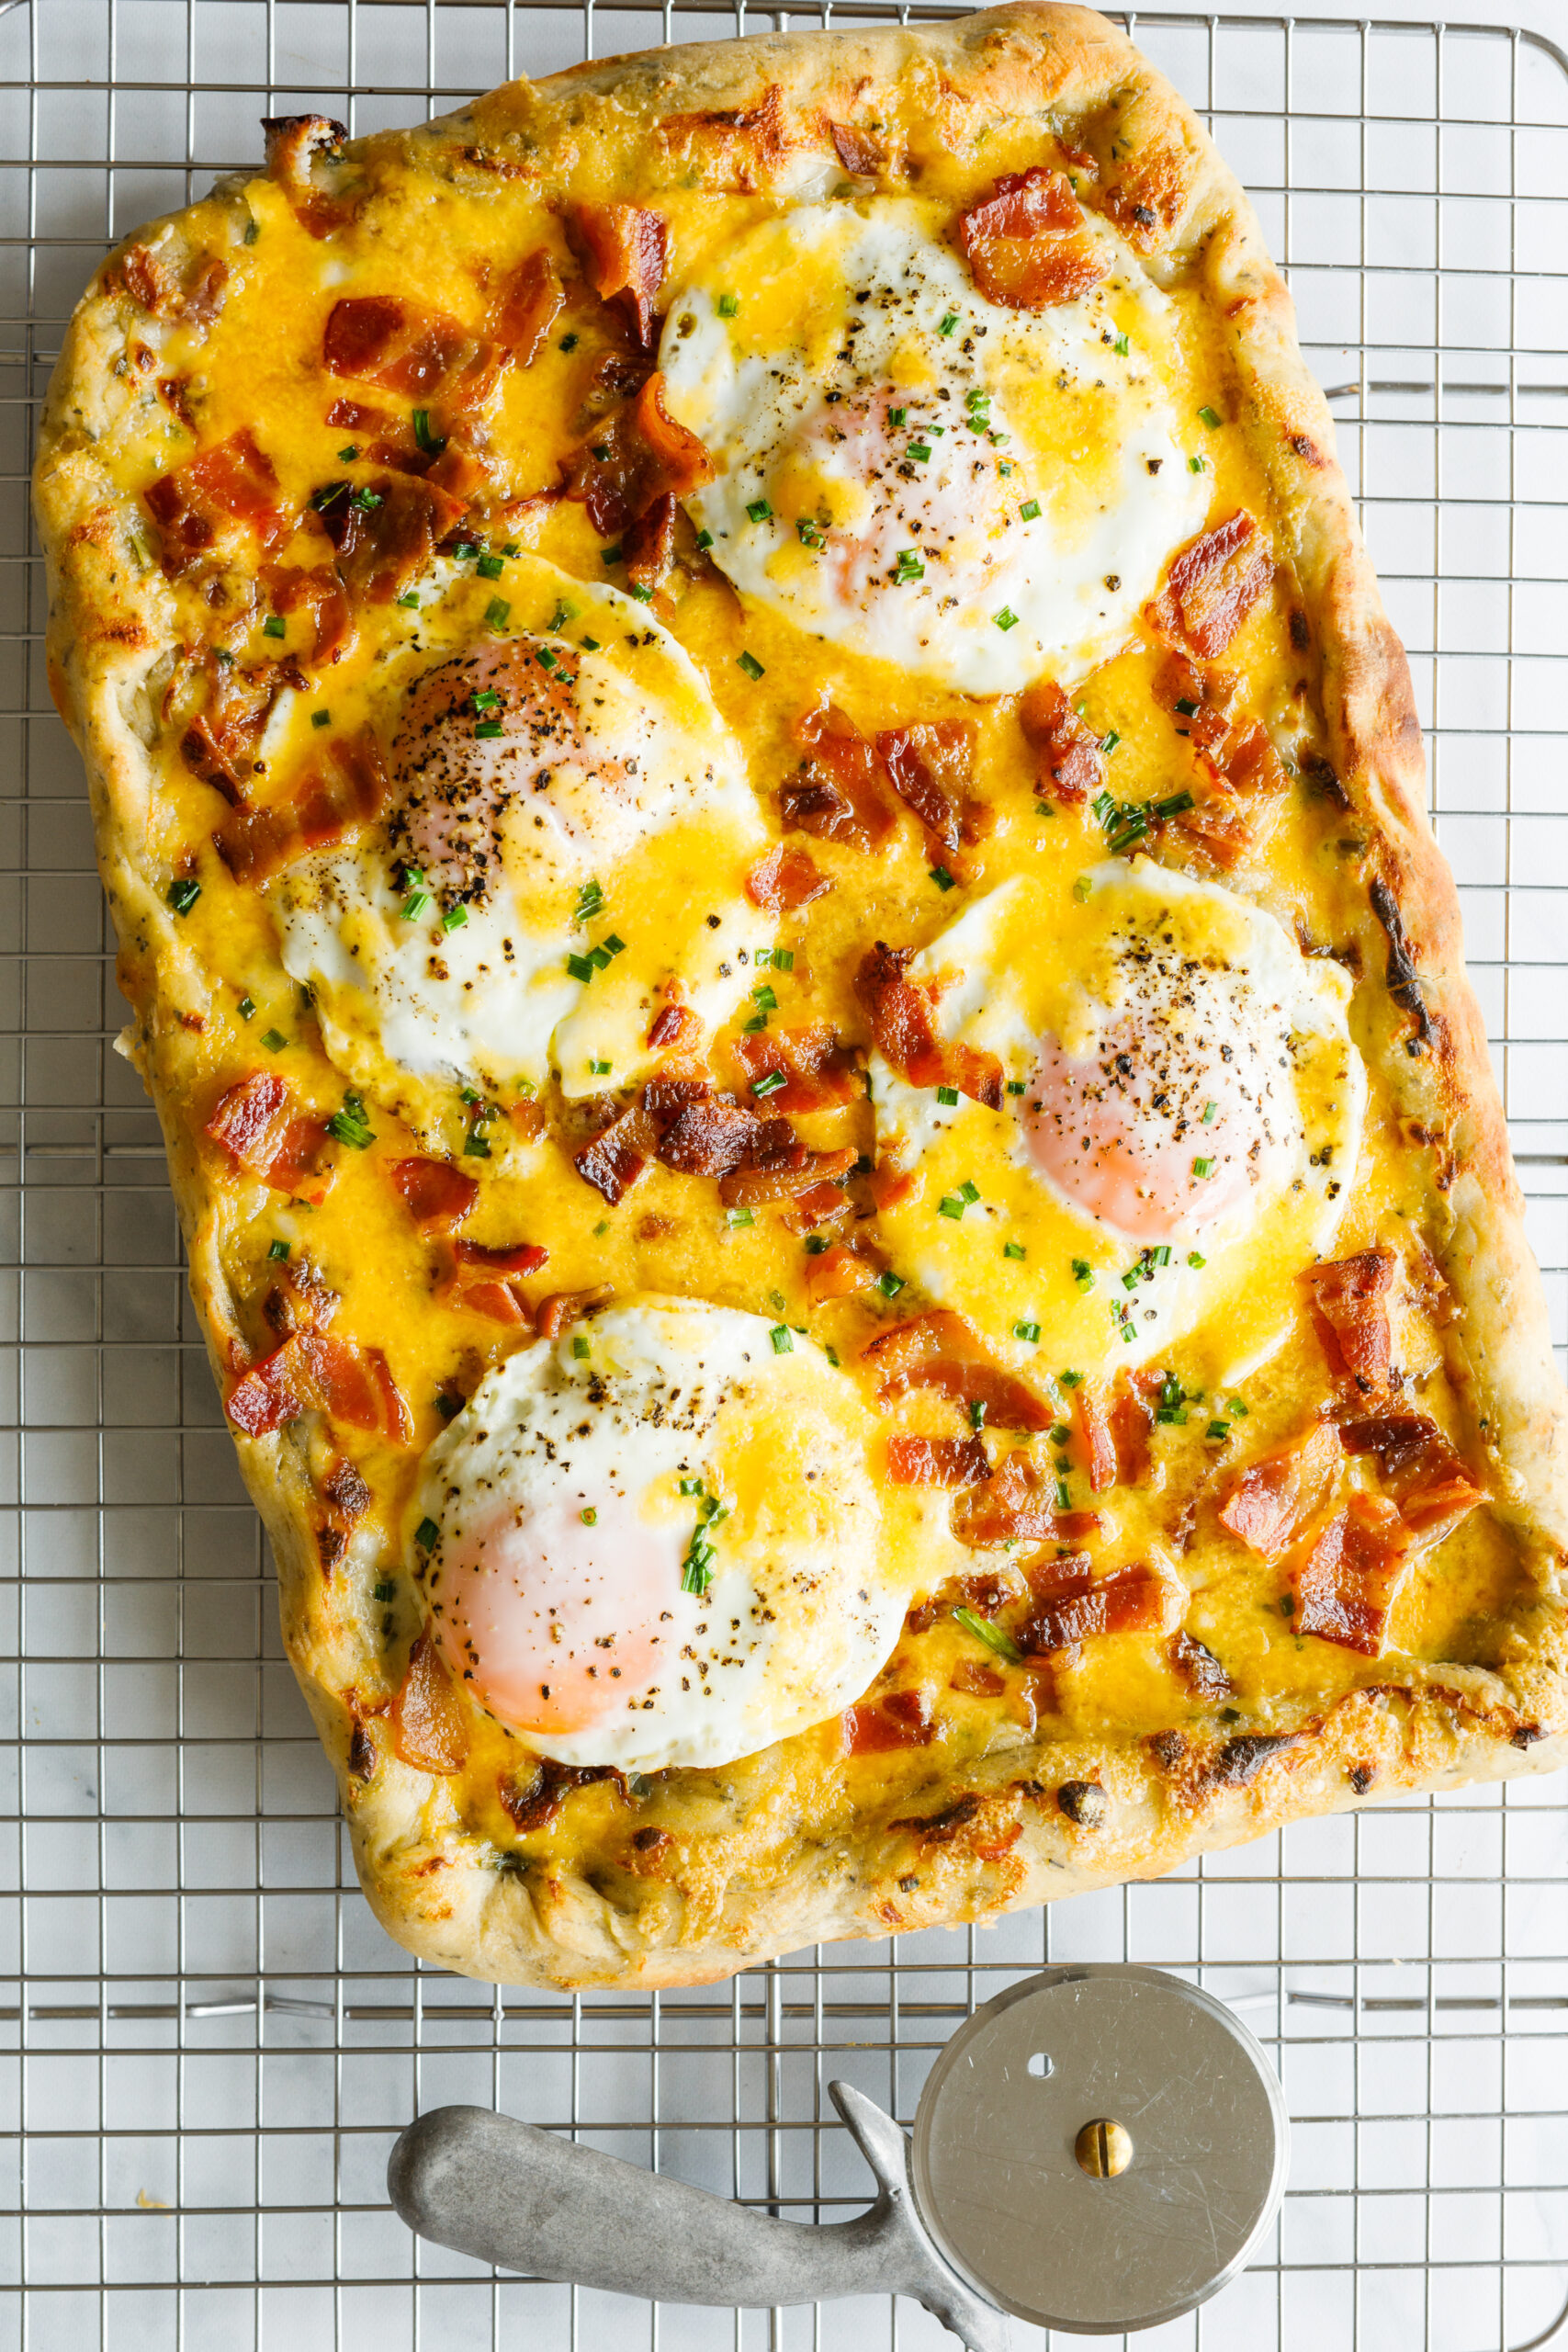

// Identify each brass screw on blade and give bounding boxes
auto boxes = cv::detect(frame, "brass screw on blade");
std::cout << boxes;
[1074,2118,1134,2178]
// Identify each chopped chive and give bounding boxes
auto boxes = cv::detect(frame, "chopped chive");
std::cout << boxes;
[953,1606,1021,1664]
[1112,333,1130,356]
[939,311,959,336]
[938,1194,965,1221]
[262,615,286,639]
[893,549,925,583]
[1013,1319,1041,1344]
[1229,1397,1248,1416]
[1201,1100,1218,1125]
[336,443,358,462]
[415,1517,439,1551]
[326,1091,376,1149]
[1073,1258,1094,1291]
[476,552,504,581]
[737,650,765,680]
[401,890,431,922]
[769,1325,793,1354]
[1188,454,1206,473]
[1188,1250,1207,1269]
[1207,1419,1231,1442]
[262,1029,287,1053]
[727,1208,754,1229]
[166,876,200,916]
[746,497,773,525]
[750,983,777,1011]
[1191,1157,1214,1179]
[803,1234,829,1255]
[751,1070,786,1099]
[581,636,601,650]
[695,529,714,551]
[1020,498,1041,522]
[603,933,626,956]
[589,1057,612,1076]
[472,690,501,709]
[773,949,795,971]
[442,905,468,933]
[1072,876,1092,903]
[351,488,383,512]
[718,292,739,317]
[908,441,932,463]
[876,1272,905,1298]
[1151,1245,1172,1268]
[959,1179,980,1204]
[559,333,578,352]
[994,605,1019,632]
[1198,404,1223,429]
[930,865,956,892]
[266,1238,289,1262]
[536,649,558,673]
[1003,1240,1025,1261]
[936,1085,959,1107]
[1055,1476,1072,1510]
[450,539,477,560]
[571,1335,591,1360]
[1155,791,1195,819]
[567,954,593,983]
[1006,1080,1026,1096]
[626,582,655,603]
[680,1477,705,1497]
[1100,729,1121,755]
[462,1130,491,1159]
[601,543,623,566]
[238,996,255,1022]
[967,1400,987,1432]
[485,597,511,629]
[308,707,333,732]
[474,720,503,740]
[397,591,420,610]
[1121,1268,1141,1293]
[578,1507,597,1526]
[888,406,907,427]
[796,518,825,549]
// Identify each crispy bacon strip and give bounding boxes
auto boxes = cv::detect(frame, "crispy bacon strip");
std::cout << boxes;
[876,721,975,855]
[144,430,287,575]
[1294,1495,1413,1656]
[1303,1249,1396,1398]
[806,1240,881,1304]
[1153,650,1236,755]
[440,1253,538,1327]
[454,1238,548,1277]
[745,842,829,913]
[828,119,882,176]
[1219,1420,1343,1559]
[536,1284,615,1340]
[1018,679,1102,806]
[1077,1383,1118,1494]
[854,942,1003,1109]
[717,1144,855,1211]
[216,729,387,884]
[566,371,712,538]
[568,202,669,347]
[1170,1631,1232,1700]
[784,702,896,852]
[488,249,564,367]
[206,1073,332,1202]
[389,1157,479,1231]
[573,1102,657,1205]
[950,1450,1100,1547]
[1019,1555,1171,1653]
[785,1179,855,1233]
[1110,1373,1161,1491]
[264,563,353,666]
[391,1631,469,1772]
[954,167,1107,311]
[312,471,468,604]
[623,492,678,594]
[226,1329,411,1444]
[262,114,350,238]
[1146,512,1273,660]
[863,1311,1050,1432]
[1165,796,1254,875]
[731,1023,858,1115]
[1339,1412,1483,1539]
[655,1095,759,1178]
[886,1435,990,1489]
[648,994,703,1055]
[323,296,473,397]
[843,1687,935,1755]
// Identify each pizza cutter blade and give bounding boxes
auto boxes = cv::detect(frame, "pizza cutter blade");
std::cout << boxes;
[387,1962,1288,2344]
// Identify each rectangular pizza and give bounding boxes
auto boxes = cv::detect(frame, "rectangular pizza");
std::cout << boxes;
[32,2,1568,1988]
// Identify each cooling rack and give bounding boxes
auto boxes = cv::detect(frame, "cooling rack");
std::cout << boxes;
[5,2,1568,2346]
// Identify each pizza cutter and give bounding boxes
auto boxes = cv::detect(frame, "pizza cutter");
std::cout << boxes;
[388,1962,1288,2341]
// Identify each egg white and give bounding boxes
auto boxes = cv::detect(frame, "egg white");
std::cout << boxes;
[659,203,1207,694]
[412,1298,903,1773]
[869,863,1368,1386]
[272,559,771,1141]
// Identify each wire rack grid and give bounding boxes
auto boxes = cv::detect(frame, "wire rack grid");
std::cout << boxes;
[4,2,1568,2347]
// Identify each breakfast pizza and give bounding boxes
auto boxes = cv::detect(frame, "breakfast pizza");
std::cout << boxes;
[35,2,1568,1988]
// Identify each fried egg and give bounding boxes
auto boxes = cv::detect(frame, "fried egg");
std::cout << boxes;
[274,558,770,1138]
[869,862,1366,1387]
[412,1297,905,1772]
[659,204,1206,695]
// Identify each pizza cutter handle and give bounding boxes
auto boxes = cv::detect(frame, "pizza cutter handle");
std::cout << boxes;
[387,2082,1010,2352]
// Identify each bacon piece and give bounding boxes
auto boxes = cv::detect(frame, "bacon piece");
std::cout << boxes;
[206,1073,332,1202]
[1303,1249,1396,1398]
[1294,1495,1413,1656]
[1165,795,1254,874]
[1018,1555,1172,1654]
[886,1435,990,1489]
[876,721,975,855]
[566,371,712,538]
[950,1451,1099,1547]
[806,1240,880,1304]
[659,85,788,187]
[264,563,354,666]
[454,1238,548,1278]
[1219,717,1288,802]
[745,842,829,913]
[863,1311,1050,1432]
[313,471,468,604]
[536,1284,615,1341]
[1147,513,1273,660]
[828,119,882,176]
[623,492,677,594]
[648,995,703,1055]
[574,1102,656,1205]
[502,1758,625,1834]
[718,1144,855,1211]
[1219,1422,1342,1559]
[654,1096,757,1178]
[954,167,1107,311]
[216,729,387,884]
[225,1329,410,1443]
[784,702,896,852]
[441,1255,537,1327]
[732,1023,858,1116]
[1153,650,1236,755]
[853,942,1003,1110]
[784,1180,855,1233]
[391,1631,469,1772]
[1110,1373,1162,1491]
[488,249,564,367]
[144,430,287,575]
[323,296,470,397]
[568,202,668,347]
[365,1348,412,1446]
[390,1157,479,1231]
[179,655,291,802]
[1077,1383,1118,1494]
[1338,1412,1483,1540]
[262,114,350,238]
[1018,679,1102,806]
[843,1687,934,1755]
[1170,1631,1232,1700]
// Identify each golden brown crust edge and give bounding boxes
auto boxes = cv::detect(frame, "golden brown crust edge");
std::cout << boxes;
[33,2,1568,1989]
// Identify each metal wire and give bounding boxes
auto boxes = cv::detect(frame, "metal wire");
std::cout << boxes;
[3,3,1566,2346]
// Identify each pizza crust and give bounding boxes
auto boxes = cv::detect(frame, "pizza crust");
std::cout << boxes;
[34,2,1568,1989]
